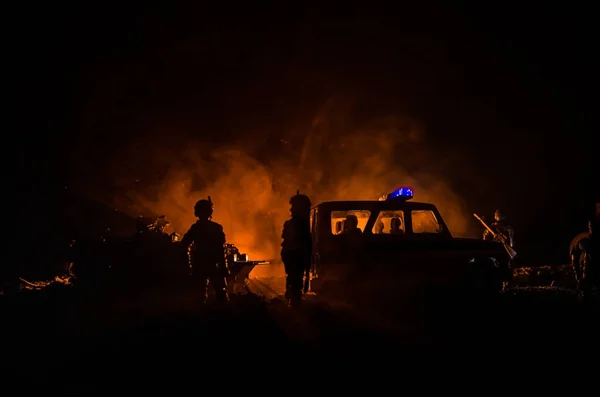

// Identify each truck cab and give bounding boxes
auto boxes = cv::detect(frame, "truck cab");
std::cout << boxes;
[308,187,511,300]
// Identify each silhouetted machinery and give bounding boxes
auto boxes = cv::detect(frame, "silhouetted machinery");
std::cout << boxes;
[68,213,268,295]
[68,215,185,291]
[224,243,269,294]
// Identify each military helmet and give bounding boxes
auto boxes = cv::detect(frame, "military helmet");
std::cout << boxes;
[194,196,214,218]
[289,190,311,213]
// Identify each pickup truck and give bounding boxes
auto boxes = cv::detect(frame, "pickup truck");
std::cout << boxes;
[307,187,512,304]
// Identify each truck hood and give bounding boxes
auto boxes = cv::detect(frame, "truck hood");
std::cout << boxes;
[356,235,505,251]
[449,237,506,251]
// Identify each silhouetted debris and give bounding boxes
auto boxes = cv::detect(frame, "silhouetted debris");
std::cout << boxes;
[18,274,74,291]
[512,265,576,288]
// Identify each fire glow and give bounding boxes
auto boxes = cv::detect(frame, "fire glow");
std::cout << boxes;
[119,104,476,265]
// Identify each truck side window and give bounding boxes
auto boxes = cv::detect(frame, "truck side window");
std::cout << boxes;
[330,210,371,235]
[372,210,405,234]
[411,210,443,233]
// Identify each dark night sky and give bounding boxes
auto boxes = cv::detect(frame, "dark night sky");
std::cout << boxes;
[11,3,597,266]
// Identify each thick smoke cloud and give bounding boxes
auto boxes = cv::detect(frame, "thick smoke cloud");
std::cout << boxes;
[123,98,475,263]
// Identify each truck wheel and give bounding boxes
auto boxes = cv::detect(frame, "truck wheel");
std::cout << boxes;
[465,258,503,297]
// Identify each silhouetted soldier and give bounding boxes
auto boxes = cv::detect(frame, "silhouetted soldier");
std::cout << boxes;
[483,209,515,248]
[572,216,598,300]
[180,197,229,304]
[281,190,312,308]
[571,220,591,286]
[340,214,363,275]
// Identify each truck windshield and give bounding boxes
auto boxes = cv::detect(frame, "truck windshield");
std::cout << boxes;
[372,210,405,234]
[411,209,443,233]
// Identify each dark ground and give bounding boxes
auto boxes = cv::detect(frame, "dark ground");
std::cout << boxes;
[2,279,598,385]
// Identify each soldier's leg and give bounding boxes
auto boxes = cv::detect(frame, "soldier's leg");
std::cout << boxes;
[283,260,293,292]
[290,271,304,305]
[285,258,304,306]
[211,274,229,303]
[192,273,209,304]
[282,255,292,298]
[290,264,305,293]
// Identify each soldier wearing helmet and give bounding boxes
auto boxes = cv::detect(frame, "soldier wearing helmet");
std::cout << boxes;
[180,197,229,304]
[281,190,312,307]
[483,209,515,248]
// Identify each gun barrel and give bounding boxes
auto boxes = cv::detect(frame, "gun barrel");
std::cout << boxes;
[473,213,496,236]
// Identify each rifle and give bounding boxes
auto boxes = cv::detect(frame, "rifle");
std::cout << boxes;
[473,213,518,259]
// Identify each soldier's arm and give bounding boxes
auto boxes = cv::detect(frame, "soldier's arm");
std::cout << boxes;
[180,225,195,251]
[217,225,226,246]
[177,227,194,265]
[281,220,290,241]
[216,225,227,271]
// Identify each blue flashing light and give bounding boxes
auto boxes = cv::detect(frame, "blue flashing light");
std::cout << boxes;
[379,186,414,201]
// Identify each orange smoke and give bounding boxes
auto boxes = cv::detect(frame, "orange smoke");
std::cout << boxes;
[131,148,290,261]
[120,99,477,261]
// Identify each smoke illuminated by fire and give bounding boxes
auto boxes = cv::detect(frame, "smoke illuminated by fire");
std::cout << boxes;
[119,98,475,262]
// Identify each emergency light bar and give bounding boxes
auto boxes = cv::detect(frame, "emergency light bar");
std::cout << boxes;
[378,187,414,201]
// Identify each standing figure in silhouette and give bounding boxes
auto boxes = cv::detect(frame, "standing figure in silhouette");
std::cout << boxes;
[483,209,515,247]
[281,190,312,308]
[180,197,229,304]
[572,216,599,301]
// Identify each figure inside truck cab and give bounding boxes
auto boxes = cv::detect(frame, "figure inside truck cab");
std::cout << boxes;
[390,217,404,234]
[374,221,384,234]
[281,190,312,308]
[342,214,362,235]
